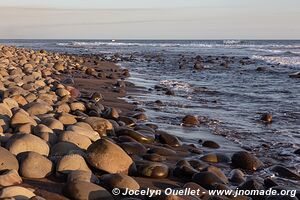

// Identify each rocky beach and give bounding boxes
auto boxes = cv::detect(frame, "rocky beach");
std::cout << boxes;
[0,44,299,200]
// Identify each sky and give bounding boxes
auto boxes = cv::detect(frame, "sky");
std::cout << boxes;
[0,0,299,39]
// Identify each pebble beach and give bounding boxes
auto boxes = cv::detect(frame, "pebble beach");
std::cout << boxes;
[0,44,299,200]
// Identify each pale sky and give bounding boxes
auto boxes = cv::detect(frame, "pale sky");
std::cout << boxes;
[0,0,299,39]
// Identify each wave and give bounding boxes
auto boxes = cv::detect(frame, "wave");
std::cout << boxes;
[56,41,300,50]
[252,55,300,67]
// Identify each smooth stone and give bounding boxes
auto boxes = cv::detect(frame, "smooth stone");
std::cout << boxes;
[261,113,272,123]
[271,165,300,180]
[64,181,113,200]
[58,131,92,150]
[57,113,77,125]
[17,151,53,178]
[56,103,71,113]
[118,116,137,126]
[53,62,64,71]
[182,115,199,126]
[138,162,169,179]
[33,124,53,134]
[41,118,64,131]
[229,169,246,184]
[56,154,91,175]
[3,98,19,109]
[15,123,33,134]
[158,130,182,147]
[67,170,99,184]
[34,132,58,145]
[192,172,225,189]
[0,115,10,133]
[6,133,50,156]
[87,139,133,174]
[132,113,148,121]
[116,128,155,143]
[0,147,19,171]
[50,142,83,159]
[83,117,113,136]
[231,151,263,171]
[0,169,22,187]
[148,146,177,156]
[0,186,35,200]
[70,102,86,112]
[66,124,100,142]
[143,153,166,162]
[183,182,208,199]
[200,153,231,163]
[204,166,228,184]
[202,140,220,149]
[188,160,209,171]
[56,88,70,97]
[102,107,119,120]
[174,164,199,179]
[120,142,147,155]
[10,109,37,128]
[0,103,13,117]
[99,173,140,191]
[24,102,53,116]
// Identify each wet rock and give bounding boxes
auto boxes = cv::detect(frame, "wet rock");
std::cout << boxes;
[271,165,300,180]
[231,151,263,171]
[56,88,70,97]
[57,154,91,176]
[120,142,147,155]
[194,62,204,70]
[182,115,199,126]
[18,151,53,178]
[132,113,148,121]
[138,162,169,179]
[0,147,19,171]
[87,139,133,174]
[0,169,22,187]
[289,71,300,78]
[200,153,231,163]
[102,107,119,120]
[204,166,228,184]
[192,172,225,189]
[229,169,245,184]
[202,140,220,149]
[143,154,166,162]
[0,186,35,199]
[295,149,300,155]
[260,113,272,123]
[165,89,175,96]
[64,180,113,200]
[99,173,140,191]
[116,128,155,143]
[67,170,99,184]
[148,146,177,156]
[6,133,50,156]
[158,130,182,147]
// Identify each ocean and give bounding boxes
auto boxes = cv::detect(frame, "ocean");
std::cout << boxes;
[1,39,299,169]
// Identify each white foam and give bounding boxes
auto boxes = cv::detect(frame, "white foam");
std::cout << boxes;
[159,80,192,92]
[252,55,300,67]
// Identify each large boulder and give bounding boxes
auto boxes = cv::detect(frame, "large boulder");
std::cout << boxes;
[66,124,100,142]
[18,151,53,178]
[6,134,50,156]
[10,108,37,128]
[58,131,92,150]
[99,173,140,191]
[87,139,133,174]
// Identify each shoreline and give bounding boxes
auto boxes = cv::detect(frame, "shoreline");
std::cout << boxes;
[0,45,299,200]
